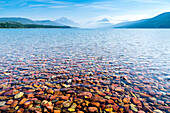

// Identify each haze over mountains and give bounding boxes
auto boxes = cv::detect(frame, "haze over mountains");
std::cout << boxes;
[0,12,170,28]
[0,17,79,27]
[87,12,170,28]
[113,12,170,28]
[85,18,114,28]
[55,17,80,27]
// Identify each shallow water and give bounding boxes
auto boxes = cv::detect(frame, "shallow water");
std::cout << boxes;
[0,29,170,112]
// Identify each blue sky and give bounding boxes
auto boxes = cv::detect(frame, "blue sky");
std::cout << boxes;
[0,0,170,24]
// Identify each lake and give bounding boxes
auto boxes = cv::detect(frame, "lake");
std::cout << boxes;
[0,29,170,112]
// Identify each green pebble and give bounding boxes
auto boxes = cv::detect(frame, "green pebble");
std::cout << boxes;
[105,96,110,99]
[130,104,138,112]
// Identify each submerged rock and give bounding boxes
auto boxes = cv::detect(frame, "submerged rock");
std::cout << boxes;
[153,109,163,113]
[70,103,77,109]
[14,92,24,99]
[63,101,72,108]
[130,104,138,112]
[88,107,98,112]
[0,101,6,106]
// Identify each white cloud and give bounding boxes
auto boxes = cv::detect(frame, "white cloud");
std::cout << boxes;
[92,14,151,24]
[77,3,119,10]
[28,4,48,8]
[49,6,68,8]
[109,15,150,24]
[112,15,151,24]
[82,14,152,28]
[47,1,70,4]
[28,0,70,5]
[127,0,164,3]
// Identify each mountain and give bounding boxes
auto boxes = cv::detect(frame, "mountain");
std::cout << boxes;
[0,17,64,26]
[55,17,79,27]
[0,17,35,24]
[86,18,114,28]
[97,18,110,23]
[35,20,62,26]
[0,22,24,28]
[114,12,170,28]
[113,19,147,28]
[0,22,71,28]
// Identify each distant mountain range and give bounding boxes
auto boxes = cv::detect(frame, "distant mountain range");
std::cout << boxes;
[55,17,79,27]
[86,18,114,28]
[0,17,79,27]
[113,12,170,28]
[97,18,110,23]
[1,12,170,28]
[0,22,71,28]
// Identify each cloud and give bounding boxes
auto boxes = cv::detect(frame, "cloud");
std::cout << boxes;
[49,6,68,8]
[25,0,72,9]
[28,4,48,8]
[28,0,71,4]
[111,14,151,24]
[26,0,71,9]
[90,14,151,24]
[84,5,119,10]
[74,4,85,7]
[75,2,119,10]
[127,0,164,3]
[47,1,70,4]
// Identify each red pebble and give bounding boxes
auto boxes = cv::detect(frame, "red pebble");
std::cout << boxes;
[88,107,98,112]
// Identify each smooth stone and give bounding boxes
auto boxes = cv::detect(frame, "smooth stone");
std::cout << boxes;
[153,109,163,113]
[24,101,33,108]
[46,105,53,112]
[59,96,68,100]
[41,100,48,105]
[54,110,61,113]
[0,105,10,110]
[64,84,71,88]
[35,106,41,108]
[52,99,59,103]
[130,104,138,112]
[0,101,6,106]
[77,105,82,109]
[132,97,142,106]
[105,108,113,112]
[70,103,77,109]
[15,106,19,110]
[91,102,100,107]
[46,89,54,94]
[68,108,75,112]
[113,104,119,111]
[138,110,145,113]
[63,101,72,108]
[88,107,98,112]
[17,107,24,113]
[77,99,83,104]
[123,97,131,103]
[67,79,72,83]
[108,99,114,104]
[19,98,27,105]
[11,100,18,108]
[34,100,41,104]
[105,96,110,99]
[115,87,124,92]
[14,92,24,99]
[6,100,13,105]
[56,101,64,105]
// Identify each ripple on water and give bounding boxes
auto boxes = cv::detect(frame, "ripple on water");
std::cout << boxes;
[0,29,170,112]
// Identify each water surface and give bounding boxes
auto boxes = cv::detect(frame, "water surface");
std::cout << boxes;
[0,29,170,112]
